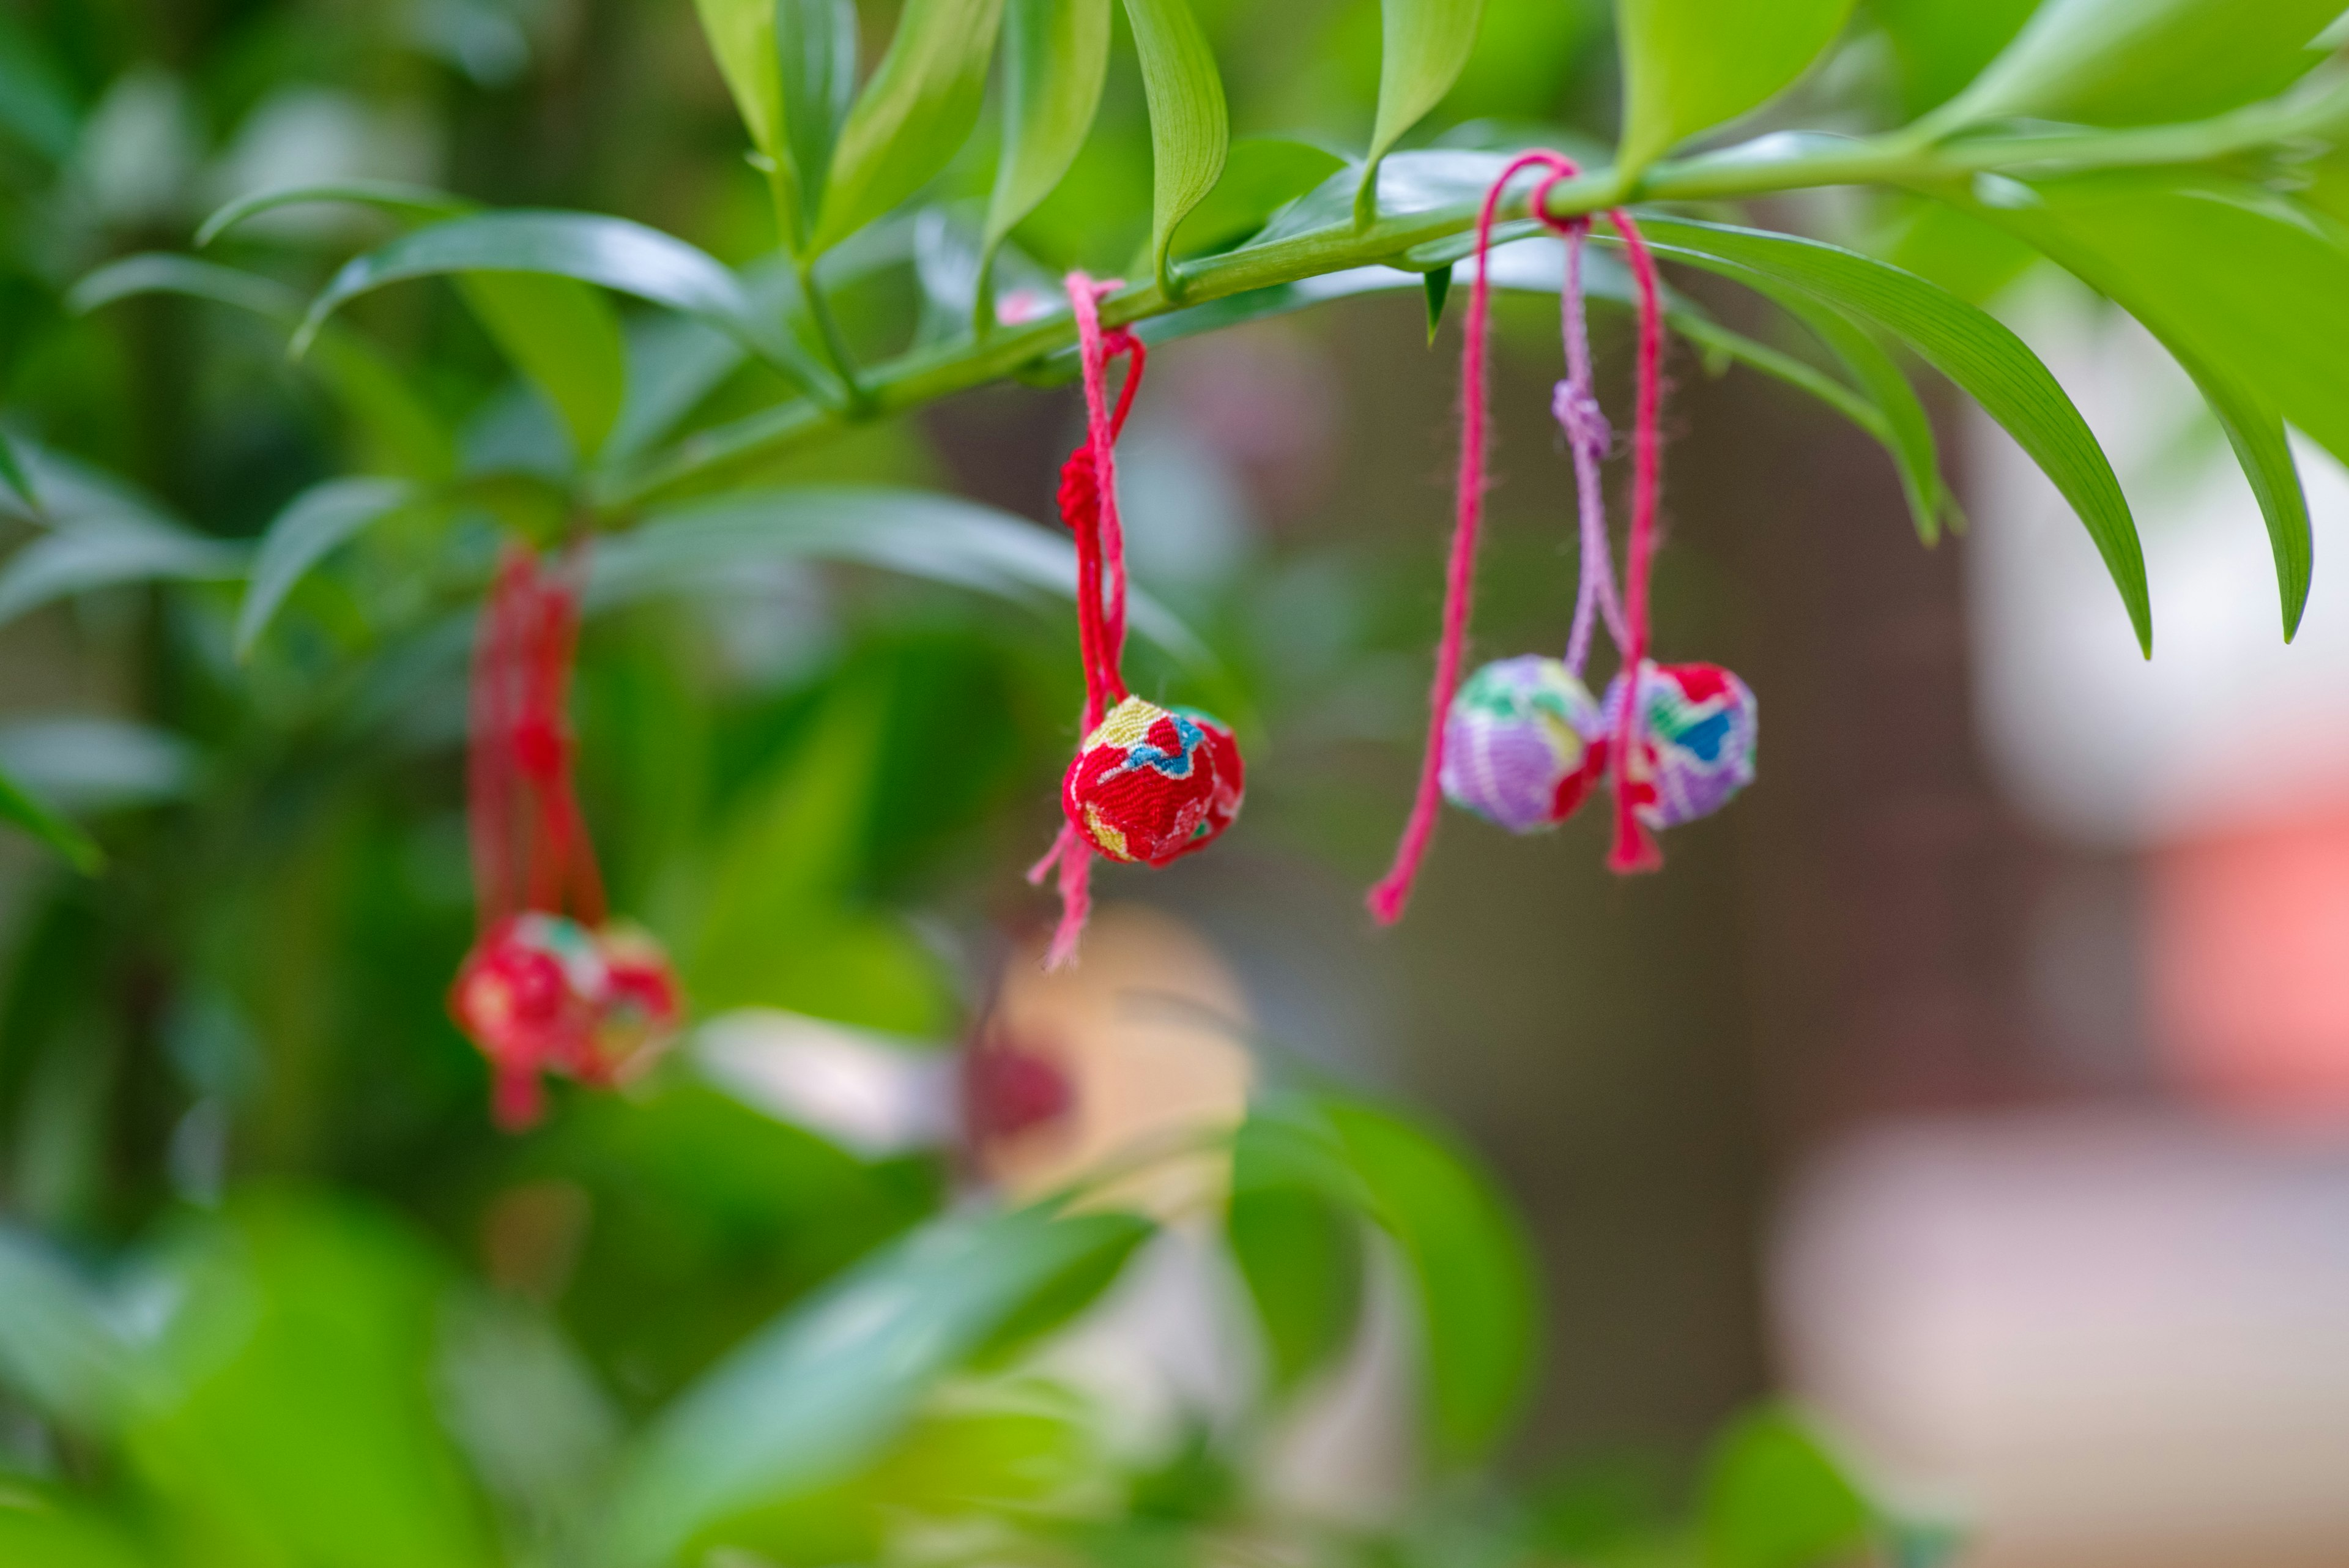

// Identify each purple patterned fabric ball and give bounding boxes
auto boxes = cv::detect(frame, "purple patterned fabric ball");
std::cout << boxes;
[1440,656,1605,833]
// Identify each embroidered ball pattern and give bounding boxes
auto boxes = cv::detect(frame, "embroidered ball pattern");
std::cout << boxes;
[1598,660,1757,830]
[1441,655,1605,833]
[1063,694,1244,866]
[450,911,685,1124]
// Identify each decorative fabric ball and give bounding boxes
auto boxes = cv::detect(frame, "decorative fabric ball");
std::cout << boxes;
[1063,694,1244,866]
[450,912,685,1126]
[1598,660,1757,829]
[1441,655,1605,833]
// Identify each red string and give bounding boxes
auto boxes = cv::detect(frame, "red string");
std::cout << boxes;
[1028,272,1145,968]
[468,540,606,931]
[1365,154,1671,923]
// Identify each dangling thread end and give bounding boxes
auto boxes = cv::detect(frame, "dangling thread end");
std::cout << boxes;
[1042,836,1092,971]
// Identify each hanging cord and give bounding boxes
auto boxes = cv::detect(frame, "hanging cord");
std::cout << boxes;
[1027,273,1146,969]
[1366,153,1671,922]
[467,540,606,931]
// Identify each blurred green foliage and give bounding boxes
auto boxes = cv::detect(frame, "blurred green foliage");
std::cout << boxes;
[5,0,2345,1562]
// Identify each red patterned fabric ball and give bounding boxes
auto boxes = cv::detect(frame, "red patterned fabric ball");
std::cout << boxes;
[1063,695,1244,866]
[450,912,685,1127]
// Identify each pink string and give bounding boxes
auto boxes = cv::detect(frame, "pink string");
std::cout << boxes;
[1366,155,1672,923]
[1029,273,1145,969]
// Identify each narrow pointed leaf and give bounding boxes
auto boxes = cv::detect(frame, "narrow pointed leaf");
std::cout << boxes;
[691,0,787,158]
[235,477,417,659]
[1616,0,1857,173]
[776,0,861,246]
[70,252,300,320]
[1123,0,1229,292]
[984,0,1113,264]
[196,180,470,248]
[1956,176,2320,637]
[0,767,100,871]
[1359,0,1486,222]
[292,211,833,398]
[0,426,37,514]
[1423,264,1451,343]
[456,273,627,461]
[811,0,1009,253]
[1628,215,2150,653]
[603,1202,1149,1567]
[1927,0,2345,130]
[0,519,245,630]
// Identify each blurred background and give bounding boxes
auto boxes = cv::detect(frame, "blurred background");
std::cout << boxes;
[4,2,2349,1566]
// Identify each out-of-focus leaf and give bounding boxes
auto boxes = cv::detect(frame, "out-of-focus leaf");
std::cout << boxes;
[601,317,746,468]
[1359,0,1486,222]
[234,476,417,660]
[1239,1095,1537,1465]
[70,251,299,321]
[0,10,80,163]
[690,0,786,160]
[1701,1406,1871,1568]
[603,1201,1151,1567]
[1252,147,1502,250]
[1868,0,2040,119]
[1228,1121,1363,1391]
[0,1226,143,1425]
[0,425,37,513]
[0,518,245,630]
[292,212,834,400]
[1923,0,2343,130]
[1124,0,1230,291]
[1615,0,1857,172]
[1174,138,1348,259]
[127,1193,500,1568]
[1631,214,2150,653]
[456,273,628,462]
[776,0,861,248]
[435,1292,623,1551]
[984,0,1112,281]
[0,1484,148,1568]
[1960,174,2322,637]
[592,486,1214,669]
[0,766,100,871]
[811,0,1009,254]
[0,719,198,812]
[67,256,456,481]
[195,179,470,248]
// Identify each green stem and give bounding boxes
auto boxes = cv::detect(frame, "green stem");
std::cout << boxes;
[590,83,2349,511]
[796,260,869,414]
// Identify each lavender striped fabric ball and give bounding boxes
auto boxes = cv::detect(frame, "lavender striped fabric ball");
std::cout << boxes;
[1440,656,1603,833]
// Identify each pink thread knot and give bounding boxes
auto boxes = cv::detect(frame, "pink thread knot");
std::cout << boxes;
[1552,381,1611,459]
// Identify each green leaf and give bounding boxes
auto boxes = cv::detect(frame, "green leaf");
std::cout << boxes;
[234,477,417,660]
[292,211,836,400]
[68,255,455,481]
[1615,0,1857,173]
[1869,0,2040,119]
[1630,214,2150,653]
[0,718,196,814]
[1358,0,1486,223]
[985,0,1110,266]
[1423,264,1452,343]
[1924,0,2344,131]
[1239,1095,1537,1464]
[1173,138,1348,259]
[128,1194,501,1568]
[811,0,1009,255]
[0,425,38,514]
[0,10,78,164]
[195,179,470,248]
[1229,1121,1364,1391]
[1123,0,1230,293]
[691,0,788,159]
[0,1484,148,1568]
[456,273,628,462]
[1701,1406,1871,1568]
[0,1227,143,1432]
[1954,175,2322,637]
[594,486,1215,669]
[603,1202,1151,1567]
[0,518,246,631]
[776,0,862,248]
